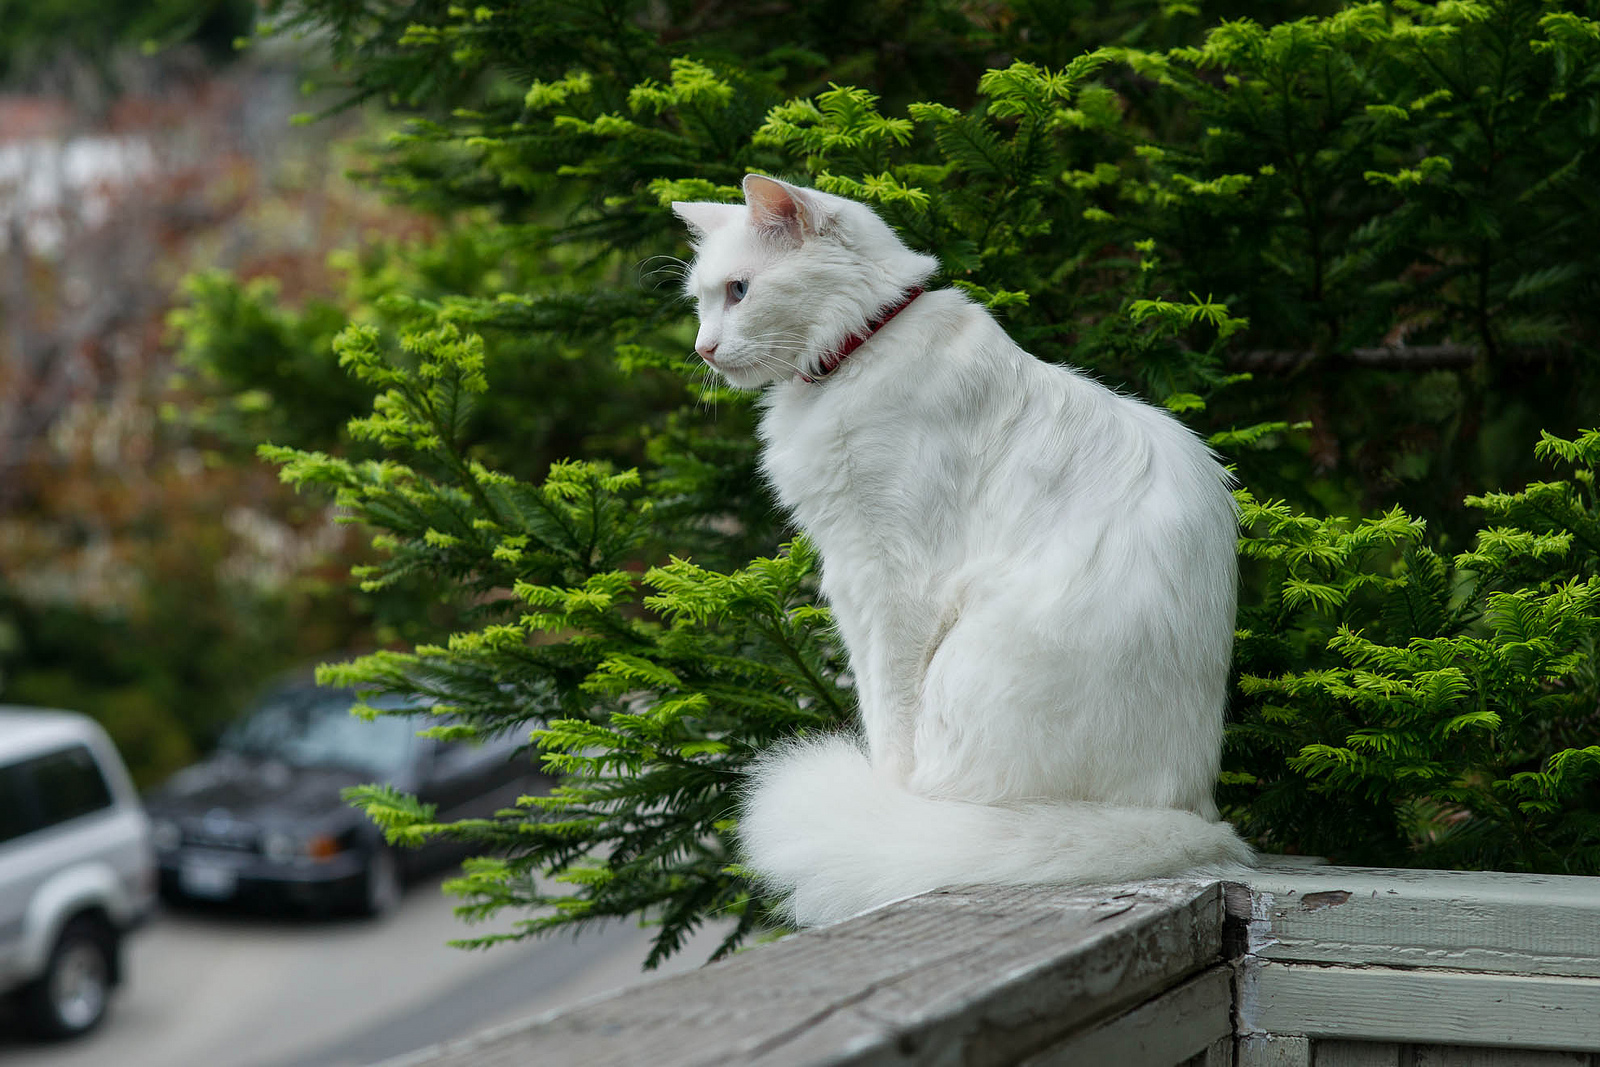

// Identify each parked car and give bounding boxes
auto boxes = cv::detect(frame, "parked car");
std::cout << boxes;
[143,681,541,917]
[0,707,157,1039]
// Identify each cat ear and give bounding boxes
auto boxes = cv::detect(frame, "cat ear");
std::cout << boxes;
[671,201,742,242]
[743,174,829,241]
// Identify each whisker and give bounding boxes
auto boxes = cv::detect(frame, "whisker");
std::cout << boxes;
[636,254,692,292]
[680,353,724,417]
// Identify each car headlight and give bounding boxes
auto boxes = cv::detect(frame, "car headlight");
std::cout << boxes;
[261,830,348,865]
[150,818,181,852]
[261,830,297,865]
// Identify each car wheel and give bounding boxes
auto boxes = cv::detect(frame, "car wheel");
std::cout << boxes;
[19,917,115,1039]
[359,846,403,918]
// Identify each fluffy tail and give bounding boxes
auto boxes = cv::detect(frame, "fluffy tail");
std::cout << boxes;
[739,734,1253,926]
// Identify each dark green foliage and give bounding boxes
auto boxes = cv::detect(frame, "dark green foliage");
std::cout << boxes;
[170,273,370,454]
[1123,1,1600,525]
[0,0,254,86]
[1227,431,1600,871]
[170,0,1600,963]
[339,537,847,965]
[272,320,848,960]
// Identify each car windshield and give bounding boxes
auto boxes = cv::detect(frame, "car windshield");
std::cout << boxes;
[219,688,420,778]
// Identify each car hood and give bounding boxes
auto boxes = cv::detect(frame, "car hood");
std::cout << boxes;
[147,752,391,824]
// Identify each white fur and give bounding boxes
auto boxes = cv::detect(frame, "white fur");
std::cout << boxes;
[673,175,1252,927]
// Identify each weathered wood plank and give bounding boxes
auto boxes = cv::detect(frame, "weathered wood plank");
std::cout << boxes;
[1238,961,1600,1051]
[1019,965,1232,1067]
[1410,1046,1594,1066]
[1239,1034,1312,1067]
[1201,1035,1233,1067]
[389,865,1600,1067]
[1305,1042,1594,1067]
[395,881,1222,1067]
[1227,866,1600,977]
[1313,1040,1402,1067]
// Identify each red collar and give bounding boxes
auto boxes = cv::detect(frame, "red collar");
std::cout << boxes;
[801,287,924,384]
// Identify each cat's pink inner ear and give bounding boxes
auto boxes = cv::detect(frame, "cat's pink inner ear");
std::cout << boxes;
[743,175,812,239]
[672,201,742,240]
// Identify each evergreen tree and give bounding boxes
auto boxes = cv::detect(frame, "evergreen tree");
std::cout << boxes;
[174,0,1600,962]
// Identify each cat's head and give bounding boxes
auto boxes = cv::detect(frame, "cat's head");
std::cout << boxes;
[671,175,938,388]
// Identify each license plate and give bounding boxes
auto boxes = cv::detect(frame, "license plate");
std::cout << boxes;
[180,860,238,900]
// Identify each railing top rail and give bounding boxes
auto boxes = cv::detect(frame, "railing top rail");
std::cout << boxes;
[387,880,1223,1067]
[387,864,1600,1067]
[1228,862,1600,976]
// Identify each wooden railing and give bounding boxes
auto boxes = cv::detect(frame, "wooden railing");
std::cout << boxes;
[1231,864,1600,1066]
[387,862,1600,1067]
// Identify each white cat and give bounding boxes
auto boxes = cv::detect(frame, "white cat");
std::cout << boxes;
[673,174,1252,926]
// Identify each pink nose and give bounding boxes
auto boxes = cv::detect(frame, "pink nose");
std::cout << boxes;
[696,342,718,363]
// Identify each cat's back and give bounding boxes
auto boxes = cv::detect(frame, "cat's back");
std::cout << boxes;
[909,295,1232,533]
[758,289,1232,552]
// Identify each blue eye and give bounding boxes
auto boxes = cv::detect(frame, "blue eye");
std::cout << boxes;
[727,279,748,302]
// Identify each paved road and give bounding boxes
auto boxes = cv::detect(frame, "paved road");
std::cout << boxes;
[0,877,730,1067]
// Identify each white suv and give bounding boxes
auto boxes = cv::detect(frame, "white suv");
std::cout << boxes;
[0,707,156,1038]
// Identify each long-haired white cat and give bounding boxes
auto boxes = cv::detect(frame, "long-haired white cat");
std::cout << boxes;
[673,174,1251,926]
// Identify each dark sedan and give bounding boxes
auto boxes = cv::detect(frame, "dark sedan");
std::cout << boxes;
[144,683,542,917]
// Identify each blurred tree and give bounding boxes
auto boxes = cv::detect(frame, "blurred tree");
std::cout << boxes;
[0,0,255,89]
[0,6,429,782]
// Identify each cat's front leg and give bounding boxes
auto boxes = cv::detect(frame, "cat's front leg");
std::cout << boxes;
[822,590,906,781]
[835,597,955,785]
[851,641,918,783]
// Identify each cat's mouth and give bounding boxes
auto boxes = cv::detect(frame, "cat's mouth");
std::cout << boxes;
[697,346,793,389]
[710,359,787,390]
